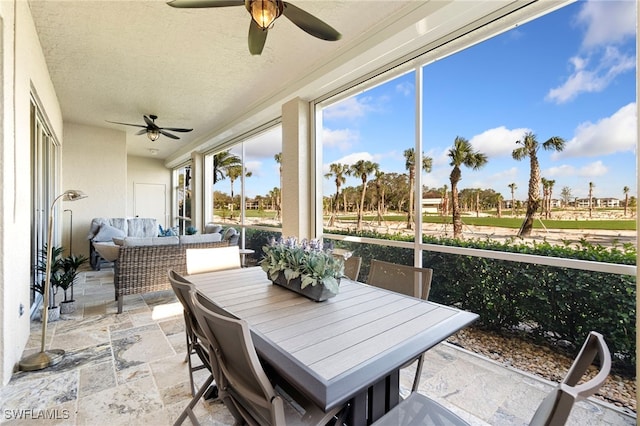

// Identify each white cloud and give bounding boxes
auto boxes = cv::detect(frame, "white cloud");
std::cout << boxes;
[469,126,530,157]
[395,81,414,96]
[244,160,262,177]
[544,160,608,179]
[546,1,636,104]
[546,47,635,103]
[244,127,282,159]
[578,160,608,177]
[323,96,376,120]
[553,102,637,159]
[576,0,636,48]
[490,167,519,182]
[545,164,578,177]
[322,127,359,150]
[323,152,376,173]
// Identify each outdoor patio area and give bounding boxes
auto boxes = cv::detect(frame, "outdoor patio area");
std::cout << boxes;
[1,268,635,425]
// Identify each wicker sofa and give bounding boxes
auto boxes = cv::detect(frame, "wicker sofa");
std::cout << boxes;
[114,239,229,313]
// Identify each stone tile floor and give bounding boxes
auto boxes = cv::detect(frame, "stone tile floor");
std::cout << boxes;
[1,268,635,425]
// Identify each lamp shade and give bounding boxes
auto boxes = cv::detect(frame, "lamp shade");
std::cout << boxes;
[147,129,160,141]
[250,0,281,29]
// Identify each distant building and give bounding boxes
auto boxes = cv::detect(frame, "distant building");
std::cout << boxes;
[575,198,620,208]
[421,198,443,214]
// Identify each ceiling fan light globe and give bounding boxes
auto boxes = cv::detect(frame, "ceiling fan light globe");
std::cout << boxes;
[250,0,280,29]
[147,129,160,141]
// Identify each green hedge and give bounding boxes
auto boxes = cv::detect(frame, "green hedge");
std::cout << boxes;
[327,229,636,375]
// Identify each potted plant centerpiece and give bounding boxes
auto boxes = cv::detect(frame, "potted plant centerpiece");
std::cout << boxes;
[34,245,88,318]
[260,237,344,302]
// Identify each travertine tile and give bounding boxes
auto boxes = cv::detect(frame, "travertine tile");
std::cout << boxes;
[6,269,635,426]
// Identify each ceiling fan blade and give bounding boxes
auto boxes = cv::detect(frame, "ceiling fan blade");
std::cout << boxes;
[159,129,180,140]
[167,0,244,8]
[106,120,147,129]
[248,19,268,55]
[160,127,193,132]
[135,129,147,135]
[281,2,341,41]
[143,115,158,128]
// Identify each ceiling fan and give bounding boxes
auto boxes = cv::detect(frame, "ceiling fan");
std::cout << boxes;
[106,115,193,141]
[167,0,341,55]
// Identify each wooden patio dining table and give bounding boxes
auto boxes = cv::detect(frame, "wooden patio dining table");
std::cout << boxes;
[184,266,478,426]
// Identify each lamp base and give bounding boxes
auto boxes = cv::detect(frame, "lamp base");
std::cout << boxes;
[19,349,64,371]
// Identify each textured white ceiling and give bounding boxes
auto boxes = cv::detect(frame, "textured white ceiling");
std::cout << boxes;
[27,0,552,161]
[28,0,422,159]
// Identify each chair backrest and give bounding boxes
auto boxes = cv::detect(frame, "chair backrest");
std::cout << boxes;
[186,246,241,275]
[343,256,362,281]
[529,331,611,426]
[168,269,201,336]
[191,294,285,425]
[367,259,433,300]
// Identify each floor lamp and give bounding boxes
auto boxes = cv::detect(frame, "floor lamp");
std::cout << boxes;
[19,189,88,371]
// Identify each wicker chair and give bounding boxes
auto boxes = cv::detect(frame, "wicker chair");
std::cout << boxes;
[114,240,229,313]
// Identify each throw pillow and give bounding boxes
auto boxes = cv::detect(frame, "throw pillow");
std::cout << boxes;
[93,224,126,242]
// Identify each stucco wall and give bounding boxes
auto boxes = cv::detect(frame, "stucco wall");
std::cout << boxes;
[0,2,63,385]
[62,123,127,259]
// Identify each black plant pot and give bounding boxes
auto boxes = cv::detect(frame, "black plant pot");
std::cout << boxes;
[270,271,338,302]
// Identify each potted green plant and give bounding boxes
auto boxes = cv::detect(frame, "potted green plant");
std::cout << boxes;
[34,245,88,317]
[34,244,63,321]
[56,253,88,314]
[260,237,344,301]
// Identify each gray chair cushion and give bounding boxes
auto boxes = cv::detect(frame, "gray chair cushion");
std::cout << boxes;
[180,234,222,244]
[93,224,126,242]
[204,223,223,234]
[127,218,158,238]
[123,236,179,246]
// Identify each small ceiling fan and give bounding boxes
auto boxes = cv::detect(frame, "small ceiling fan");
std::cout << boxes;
[106,115,193,141]
[167,0,341,55]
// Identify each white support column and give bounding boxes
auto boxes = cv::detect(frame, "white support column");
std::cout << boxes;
[281,98,313,239]
[190,152,204,233]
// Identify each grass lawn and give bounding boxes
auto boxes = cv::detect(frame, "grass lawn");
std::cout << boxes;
[323,213,636,231]
[219,208,636,231]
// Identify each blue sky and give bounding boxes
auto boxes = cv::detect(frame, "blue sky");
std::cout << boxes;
[321,0,637,202]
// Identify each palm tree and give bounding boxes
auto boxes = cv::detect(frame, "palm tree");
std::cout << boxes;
[274,152,282,220]
[560,186,572,208]
[512,132,565,237]
[588,181,595,219]
[496,193,503,218]
[349,160,379,231]
[373,170,386,225]
[508,183,517,216]
[325,163,348,226]
[213,150,242,184]
[403,148,433,230]
[227,165,252,219]
[546,179,555,219]
[623,186,630,216]
[541,177,549,219]
[448,136,488,238]
[440,184,448,216]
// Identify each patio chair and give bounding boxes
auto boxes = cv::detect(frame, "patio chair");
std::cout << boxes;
[373,331,611,426]
[343,255,362,281]
[190,293,348,426]
[529,331,611,425]
[168,270,217,399]
[185,245,241,275]
[367,259,433,392]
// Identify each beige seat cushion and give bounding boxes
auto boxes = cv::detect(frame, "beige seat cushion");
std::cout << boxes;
[93,242,120,262]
